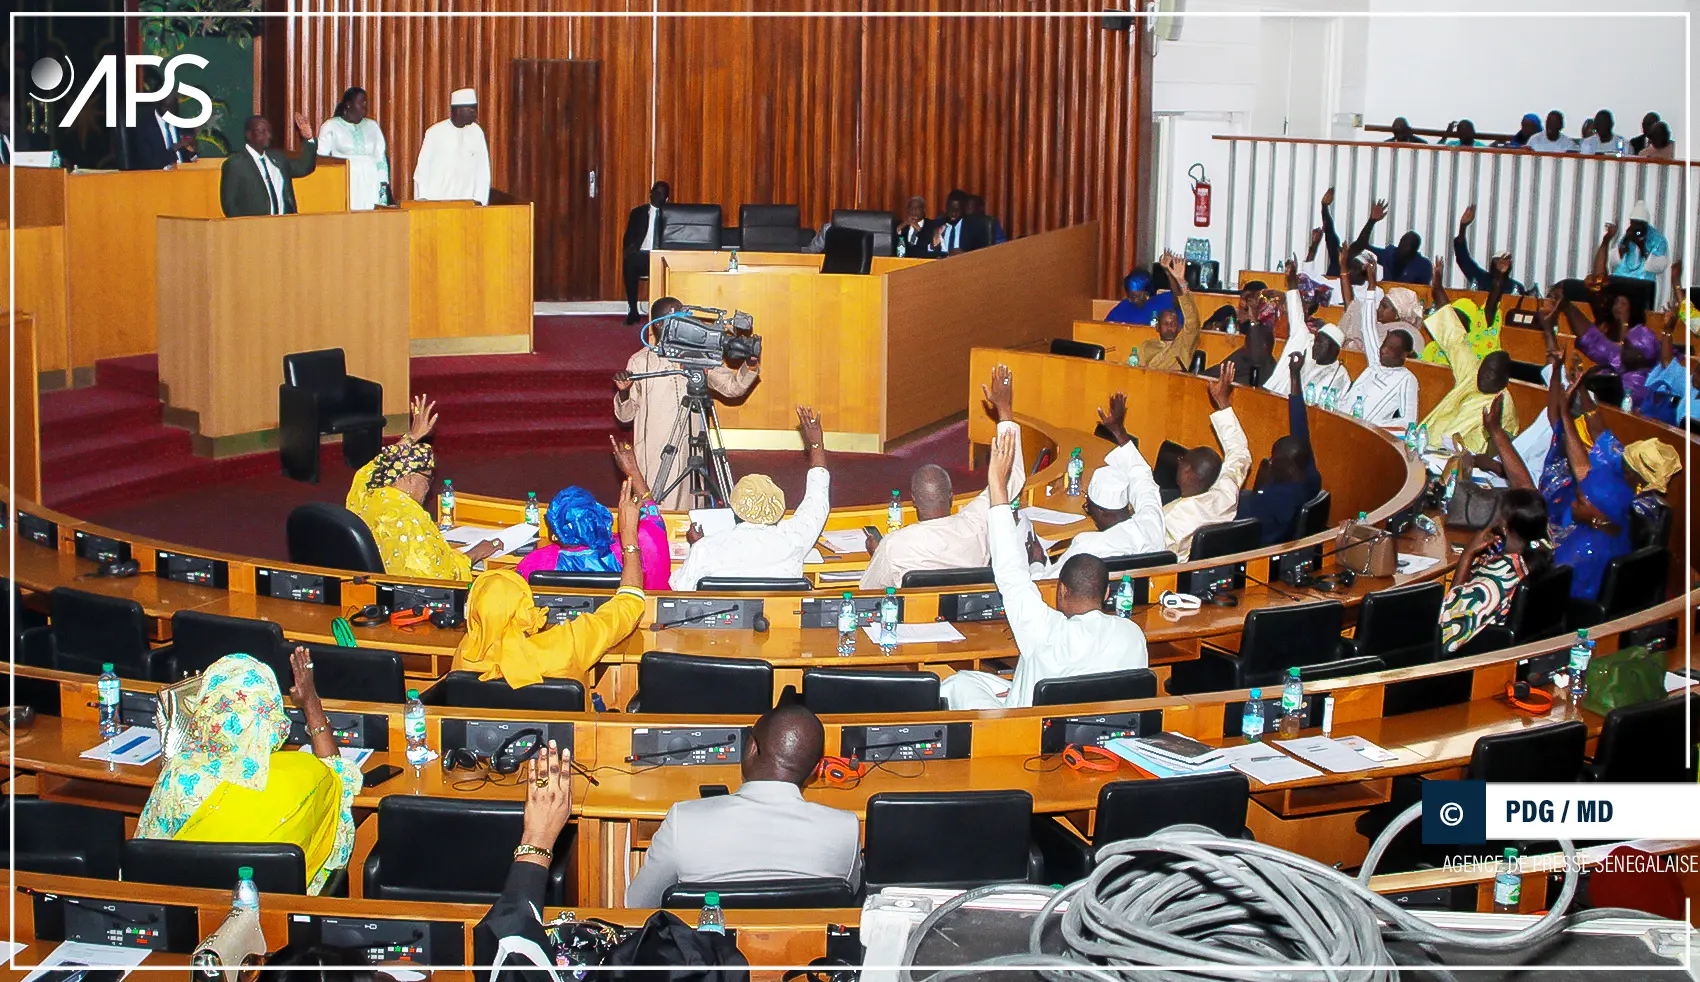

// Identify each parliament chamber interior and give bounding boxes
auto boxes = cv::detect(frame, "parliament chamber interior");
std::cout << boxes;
[3,2,1698,978]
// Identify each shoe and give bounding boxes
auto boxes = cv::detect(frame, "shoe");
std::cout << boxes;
[624,311,641,325]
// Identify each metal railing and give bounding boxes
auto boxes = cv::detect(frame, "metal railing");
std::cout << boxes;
[1217,136,1696,294]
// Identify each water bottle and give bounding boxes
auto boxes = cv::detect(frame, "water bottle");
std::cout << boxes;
[1415,424,1430,457]
[1442,469,1460,509]
[233,866,260,912]
[97,663,121,739]
[378,181,393,207]
[1113,575,1135,618]
[1352,395,1365,419]
[1241,690,1266,743]
[1126,348,1140,368]
[697,891,725,934]
[438,479,456,530]
[836,592,857,654]
[727,250,740,272]
[879,587,900,645]
[1225,311,1238,335]
[403,689,429,773]
[887,491,903,532]
[1403,422,1418,456]
[1493,848,1521,912]
[1568,629,1595,706]
[1065,448,1085,496]
[1304,381,1317,406]
[896,238,907,259]
[524,491,540,528]
[1278,667,1304,739]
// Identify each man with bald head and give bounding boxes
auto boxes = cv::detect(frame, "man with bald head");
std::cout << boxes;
[624,704,860,906]
[859,365,1023,589]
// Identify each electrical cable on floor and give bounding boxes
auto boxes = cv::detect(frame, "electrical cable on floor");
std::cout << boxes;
[899,803,1657,982]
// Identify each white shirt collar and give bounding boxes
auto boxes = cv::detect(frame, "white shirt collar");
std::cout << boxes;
[245,143,269,165]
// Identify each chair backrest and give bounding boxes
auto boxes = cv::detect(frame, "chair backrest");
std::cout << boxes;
[663,879,857,909]
[282,348,348,397]
[820,226,874,275]
[1630,500,1671,551]
[1244,653,1381,690]
[1236,600,1346,678]
[47,586,152,678]
[367,796,527,902]
[959,214,995,252]
[1591,698,1698,782]
[863,790,1033,891]
[1152,440,1189,491]
[737,204,803,252]
[1507,564,1574,642]
[1032,668,1156,708]
[2,797,125,879]
[1094,772,1250,845]
[1048,338,1104,360]
[1598,547,1670,619]
[166,610,287,680]
[421,670,586,713]
[1189,518,1263,562]
[294,642,408,703]
[1352,582,1444,669]
[638,651,773,715]
[800,668,940,715]
[900,566,994,588]
[656,204,723,250]
[830,209,896,256]
[287,503,385,573]
[1507,360,1547,386]
[1296,489,1332,538]
[1467,719,1587,783]
[122,839,308,894]
[1103,551,1177,574]
[527,569,622,589]
[696,576,813,592]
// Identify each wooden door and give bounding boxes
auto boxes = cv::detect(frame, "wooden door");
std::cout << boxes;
[509,59,602,301]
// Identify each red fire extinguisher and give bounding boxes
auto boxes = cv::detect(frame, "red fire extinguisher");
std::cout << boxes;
[1190,163,1211,227]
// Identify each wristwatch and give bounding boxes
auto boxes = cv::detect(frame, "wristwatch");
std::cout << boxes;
[513,843,553,862]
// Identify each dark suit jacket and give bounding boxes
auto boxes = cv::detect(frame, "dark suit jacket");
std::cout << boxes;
[123,112,194,171]
[623,203,655,253]
[220,140,317,217]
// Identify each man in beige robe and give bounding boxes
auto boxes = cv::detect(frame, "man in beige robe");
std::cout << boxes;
[614,297,760,509]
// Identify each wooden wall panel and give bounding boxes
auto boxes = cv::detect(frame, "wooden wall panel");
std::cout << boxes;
[285,4,1146,300]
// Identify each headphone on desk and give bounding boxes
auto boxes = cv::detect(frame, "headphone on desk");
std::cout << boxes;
[1505,680,1554,715]
[443,727,545,776]
[389,606,433,628]
[1061,744,1120,773]
[350,604,389,627]
[814,756,868,787]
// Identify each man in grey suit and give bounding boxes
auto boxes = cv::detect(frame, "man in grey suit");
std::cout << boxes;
[624,705,861,906]
[220,113,318,217]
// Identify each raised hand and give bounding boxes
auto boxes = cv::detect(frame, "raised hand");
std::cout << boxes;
[293,112,314,142]
[1482,393,1506,439]
[616,478,640,550]
[796,405,824,447]
[1288,351,1305,381]
[1309,227,1325,251]
[1283,256,1299,290]
[1459,204,1477,230]
[287,645,320,709]
[987,428,1017,507]
[1369,199,1389,222]
[1208,360,1235,410]
[981,364,1014,423]
[1320,187,1335,209]
[407,394,438,442]
[610,436,642,481]
[519,741,573,860]
[686,523,705,545]
[1096,391,1129,444]
[1602,221,1618,241]
[1430,256,1446,290]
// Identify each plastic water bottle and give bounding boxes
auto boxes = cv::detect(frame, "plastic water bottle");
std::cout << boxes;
[1442,469,1460,509]
[1113,575,1135,618]
[1242,690,1266,743]
[1415,424,1430,457]
[1126,348,1140,368]
[1278,667,1304,738]
[1493,848,1521,912]
[1568,629,1595,706]
[837,592,857,654]
[1352,395,1365,419]
[879,587,900,645]
[1065,448,1084,496]
[1403,422,1419,456]
[896,237,907,259]
[438,480,456,530]
[1225,311,1238,335]
[97,663,121,739]
[524,491,540,527]
[233,866,260,912]
[403,689,429,773]
[1303,381,1317,406]
[887,491,903,532]
[697,891,725,934]
[727,250,740,273]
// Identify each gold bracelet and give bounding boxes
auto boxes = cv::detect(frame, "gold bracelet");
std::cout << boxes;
[514,843,553,862]
[623,544,641,555]
[305,722,329,737]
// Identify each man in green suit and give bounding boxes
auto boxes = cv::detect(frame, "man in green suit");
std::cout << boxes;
[220,113,318,217]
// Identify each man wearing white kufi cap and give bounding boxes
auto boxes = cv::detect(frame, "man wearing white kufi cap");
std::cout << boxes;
[1264,285,1352,401]
[413,87,490,205]
[1037,407,1166,579]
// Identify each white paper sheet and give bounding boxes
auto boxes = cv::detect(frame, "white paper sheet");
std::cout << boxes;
[861,623,966,645]
[1665,672,1697,692]
[78,727,161,766]
[1020,506,1081,526]
[1273,736,1388,773]
[803,548,826,565]
[0,941,26,965]
[454,523,537,558]
[296,744,374,767]
[1219,744,1322,785]
[1395,553,1443,576]
[816,570,866,583]
[688,508,736,536]
[670,539,691,561]
[1335,735,1398,762]
[21,941,151,982]
[819,529,872,554]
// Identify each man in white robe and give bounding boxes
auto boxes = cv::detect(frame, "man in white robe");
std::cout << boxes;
[1038,395,1166,578]
[1265,288,1352,402]
[1159,364,1254,560]
[413,88,490,205]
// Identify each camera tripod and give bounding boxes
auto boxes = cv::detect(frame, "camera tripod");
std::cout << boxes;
[632,365,736,508]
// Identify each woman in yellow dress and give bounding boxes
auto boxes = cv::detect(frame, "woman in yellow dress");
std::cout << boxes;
[347,395,500,579]
[135,649,357,895]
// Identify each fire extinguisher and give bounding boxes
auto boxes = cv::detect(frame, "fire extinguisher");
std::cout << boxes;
[1190,163,1211,228]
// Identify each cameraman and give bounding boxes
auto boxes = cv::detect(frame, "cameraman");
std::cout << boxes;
[613,297,761,510]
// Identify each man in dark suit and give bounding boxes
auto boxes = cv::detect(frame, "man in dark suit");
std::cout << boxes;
[220,113,318,218]
[923,189,970,257]
[622,180,671,324]
[123,94,198,171]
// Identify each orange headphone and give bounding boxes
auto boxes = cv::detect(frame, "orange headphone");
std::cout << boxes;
[814,756,868,786]
[1061,744,1120,773]
[1505,680,1554,715]
[389,606,433,628]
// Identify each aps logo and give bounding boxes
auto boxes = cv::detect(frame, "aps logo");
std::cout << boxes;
[29,53,213,129]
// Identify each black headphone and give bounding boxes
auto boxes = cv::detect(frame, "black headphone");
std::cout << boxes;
[97,559,140,578]
[350,604,389,627]
[1311,569,1358,592]
[443,727,544,776]
[430,607,464,630]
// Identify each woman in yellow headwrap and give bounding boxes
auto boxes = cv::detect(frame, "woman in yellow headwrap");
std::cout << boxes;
[452,481,647,688]
[347,395,500,579]
[1419,297,1501,365]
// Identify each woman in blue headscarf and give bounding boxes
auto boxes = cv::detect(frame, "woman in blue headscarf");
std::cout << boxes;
[1105,266,1179,326]
[514,441,672,589]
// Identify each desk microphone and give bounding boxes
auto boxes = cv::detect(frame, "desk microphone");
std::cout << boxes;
[649,605,741,631]
[625,738,738,764]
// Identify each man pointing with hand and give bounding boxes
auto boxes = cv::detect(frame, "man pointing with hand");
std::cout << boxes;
[220,112,318,217]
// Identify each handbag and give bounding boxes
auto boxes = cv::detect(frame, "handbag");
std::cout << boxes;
[1441,455,1502,531]
[1336,520,1396,578]
[154,671,206,759]
[1581,645,1666,716]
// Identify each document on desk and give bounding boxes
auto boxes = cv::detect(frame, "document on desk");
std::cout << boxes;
[861,623,966,645]
[79,727,162,766]
[1218,744,1322,786]
[1274,736,1389,773]
[819,529,871,554]
[1395,553,1443,576]
[1334,735,1399,763]
[0,941,26,965]
[1666,672,1697,692]
[296,744,374,767]
[452,523,538,557]
[1020,506,1081,526]
[21,940,151,982]
[688,508,736,536]
[803,548,826,565]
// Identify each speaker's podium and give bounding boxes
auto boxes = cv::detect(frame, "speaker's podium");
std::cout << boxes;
[156,203,533,455]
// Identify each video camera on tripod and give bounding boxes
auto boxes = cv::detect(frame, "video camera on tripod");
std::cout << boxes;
[647,305,762,369]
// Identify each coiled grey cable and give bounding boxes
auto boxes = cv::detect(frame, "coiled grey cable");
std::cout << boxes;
[900,804,1654,982]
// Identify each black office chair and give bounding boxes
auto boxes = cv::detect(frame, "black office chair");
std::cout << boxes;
[1631,500,1672,551]
[633,652,773,715]
[1167,600,1347,695]
[1586,698,1698,782]
[292,642,407,703]
[901,567,994,588]
[1048,338,1105,360]
[1509,564,1576,642]
[799,668,941,715]
[1152,440,1189,491]
[1032,668,1156,708]
[363,796,571,904]
[820,226,874,275]
[1103,551,1177,574]
[287,503,384,573]
[1034,773,1250,882]
[830,209,896,257]
[959,214,995,252]
[1189,517,1263,561]
[1507,360,1548,386]
[696,577,813,592]
[122,839,332,896]
[159,609,288,681]
[420,670,586,713]
[1296,489,1332,538]
[1346,582,1444,670]
[656,204,724,250]
[1188,351,1208,374]
[278,348,385,484]
[23,586,164,681]
[862,790,1037,893]
[738,204,804,253]
[1570,547,1669,628]
[528,570,622,589]
[0,798,124,879]
[663,879,857,910]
